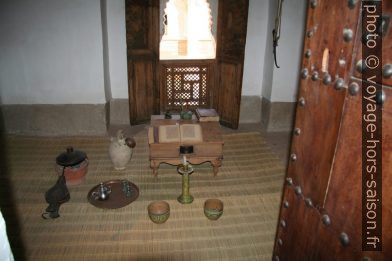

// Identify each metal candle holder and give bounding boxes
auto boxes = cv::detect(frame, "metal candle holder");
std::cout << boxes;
[177,146,194,204]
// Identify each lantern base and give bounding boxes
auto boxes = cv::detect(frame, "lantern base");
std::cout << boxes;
[177,194,194,204]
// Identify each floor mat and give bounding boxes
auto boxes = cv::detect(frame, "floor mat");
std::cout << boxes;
[2,131,285,260]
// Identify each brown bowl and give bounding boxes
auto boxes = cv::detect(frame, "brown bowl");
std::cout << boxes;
[204,199,224,220]
[148,201,170,224]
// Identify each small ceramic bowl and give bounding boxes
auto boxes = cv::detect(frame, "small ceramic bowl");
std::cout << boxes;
[148,201,170,224]
[204,199,224,220]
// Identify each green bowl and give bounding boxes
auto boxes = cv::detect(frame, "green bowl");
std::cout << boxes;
[204,199,223,220]
[148,201,170,224]
[180,111,193,120]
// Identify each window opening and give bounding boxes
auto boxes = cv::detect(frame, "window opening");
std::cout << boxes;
[159,0,216,60]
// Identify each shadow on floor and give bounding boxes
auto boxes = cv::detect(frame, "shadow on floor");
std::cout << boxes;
[0,108,26,260]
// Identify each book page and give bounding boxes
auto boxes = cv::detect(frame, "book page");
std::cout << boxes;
[158,124,180,143]
[180,124,203,143]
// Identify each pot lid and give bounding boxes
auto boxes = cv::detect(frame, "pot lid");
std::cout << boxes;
[56,147,87,167]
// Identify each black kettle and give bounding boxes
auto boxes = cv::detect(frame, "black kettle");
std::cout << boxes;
[41,173,70,219]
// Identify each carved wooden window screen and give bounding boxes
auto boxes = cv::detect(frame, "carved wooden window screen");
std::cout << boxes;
[160,61,213,111]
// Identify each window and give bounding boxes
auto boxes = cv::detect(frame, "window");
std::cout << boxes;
[159,0,216,60]
[162,62,212,109]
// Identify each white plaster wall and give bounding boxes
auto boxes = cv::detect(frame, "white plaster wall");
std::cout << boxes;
[269,0,307,102]
[242,0,270,96]
[261,0,276,101]
[105,0,128,99]
[0,0,105,105]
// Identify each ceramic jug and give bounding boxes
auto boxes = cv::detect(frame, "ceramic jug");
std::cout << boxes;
[109,130,135,170]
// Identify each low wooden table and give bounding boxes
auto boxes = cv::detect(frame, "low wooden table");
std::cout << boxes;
[148,119,223,176]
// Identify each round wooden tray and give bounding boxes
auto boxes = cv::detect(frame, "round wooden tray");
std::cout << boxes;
[87,180,139,209]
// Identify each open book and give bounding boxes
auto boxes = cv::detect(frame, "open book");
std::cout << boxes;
[158,124,203,143]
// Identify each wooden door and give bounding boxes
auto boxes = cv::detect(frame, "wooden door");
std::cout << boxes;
[126,0,159,124]
[274,1,392,260]
[215,0,249,129]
